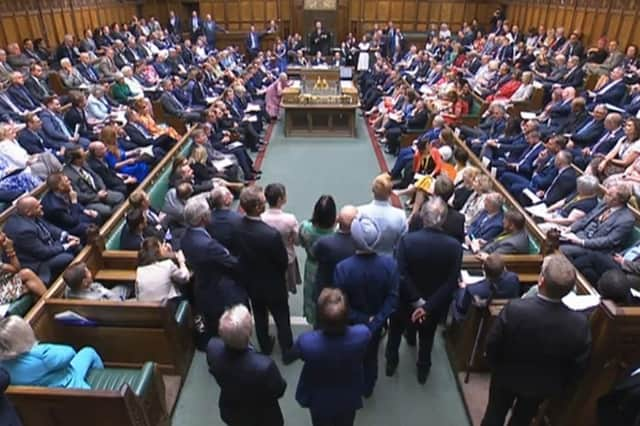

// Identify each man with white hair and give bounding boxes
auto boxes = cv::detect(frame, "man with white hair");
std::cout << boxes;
[181,197,245,340]
[206,305,287,426]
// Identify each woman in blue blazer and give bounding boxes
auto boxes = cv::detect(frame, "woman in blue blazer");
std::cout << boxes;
[289,288,371,426]
[0,316,103,389]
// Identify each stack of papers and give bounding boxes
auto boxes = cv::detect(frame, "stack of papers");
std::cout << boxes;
[522,188,542,204]
[520,111,539,120]
[526,203,549,218]
[461,270,485,285]
[562,292,601,311]
[54,310,97,326]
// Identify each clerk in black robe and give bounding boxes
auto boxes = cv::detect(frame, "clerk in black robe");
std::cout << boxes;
[309,21,330,56]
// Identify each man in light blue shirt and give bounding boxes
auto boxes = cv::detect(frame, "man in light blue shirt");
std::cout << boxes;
[357,174,407,255]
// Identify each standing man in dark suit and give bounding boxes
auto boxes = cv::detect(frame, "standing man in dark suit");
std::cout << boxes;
[181,197,246,339]
[167,11,182,37]
[189,11,202,43]
[246,25,263,60]
[203,14,227,50]
[312,205,357,290]
[289,288,371,426]
[206,186,243,250]
[386,197,462,383]
[481,255,591,426]
[334,214,398,398]
[231,186,293,360]
[207,305,287,426]
[3,196,80,285]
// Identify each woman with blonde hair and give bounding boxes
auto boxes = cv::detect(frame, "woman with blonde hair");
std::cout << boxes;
[187,146,244,193]
[100,125,149,183]
[0,316,103,389]
[133,98,182,141]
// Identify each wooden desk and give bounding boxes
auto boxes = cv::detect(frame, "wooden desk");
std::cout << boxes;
[286,66,340,81]
[281,103,360,137]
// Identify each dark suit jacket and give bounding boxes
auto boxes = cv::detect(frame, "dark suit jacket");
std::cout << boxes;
[571,119,605,148]
[453,270,520,320]
[468,211,504,243]
[64,107,93,139]
[62,164,107,205]
[7,84,39,110]
[486,295,591,397]
[407,208,465,243]
[24,75,53,103]
[40,109,72,149]
[560,66,585,88]
[592,80,627,106]
[396,227,462,316]
[41,191,94,236]
[17,128,47,154]
[292,325,371,416]
[86,155,127,194]
[3,214,66,272]
[167,17,182,35]
[119,223,144,251]
[570,204,635,252]
[159,91,186,118]
[231,217,288,304]
[543,167,577,206]
[311,232,356,289]
[123,122,154,147]
[0,369,22,426]
[206,209,243,251]
[206,338,286,426]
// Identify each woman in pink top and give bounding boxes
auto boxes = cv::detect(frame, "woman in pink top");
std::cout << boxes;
[265,73,290,121]
[261,183,301,294]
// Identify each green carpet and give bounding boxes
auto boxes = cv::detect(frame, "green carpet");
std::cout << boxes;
[171,116,470,425]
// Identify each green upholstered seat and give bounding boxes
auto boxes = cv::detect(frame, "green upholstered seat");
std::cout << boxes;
[626,226,640,247]
[469,99,482,116]
[527,236,540,254]
[86,362,155,397]
[6,295,34,317]
[105,221,125,251]
[174,300,189,325]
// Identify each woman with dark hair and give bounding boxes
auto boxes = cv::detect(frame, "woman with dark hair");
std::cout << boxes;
[298,195,337,325]
[596,117,640,179]
[119,207,146,250]
[289,288,371,426]
[135,237,190,303]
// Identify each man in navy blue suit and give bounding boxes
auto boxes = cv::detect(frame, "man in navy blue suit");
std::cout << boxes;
[231,186,293,360]
[207,305,286,426]
[289,288,371,426]
[334,214,398,397]
[466,193,505,246]
[17,113,61,156]
[312,205,357,291]
[181,197,246,340]
[568,103,607,150]
[3,196,80,285]
[540,150,578,206]
[573,112,623,169]
[452,254,520,321]
[497,130,545,182]
[586,67,627,107]
[386,197,462,383]
[205,186,243,251]
[246,25,263,60]
[42,173,99,240]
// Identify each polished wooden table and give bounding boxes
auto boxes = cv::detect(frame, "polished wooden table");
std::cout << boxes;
[281,102,360,137]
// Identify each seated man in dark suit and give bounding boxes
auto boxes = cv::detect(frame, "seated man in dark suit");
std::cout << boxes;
[24,63,54,104]
[477,210,529,256]
[85,142,131,195]
[205,186,243,251]
[567,103,607,152]
[17,113,63,156]
[586,66,627,107]
[466,192,505,249]
[159,78,202,123]
[573,236,640,290]
[452,253,520,321]
[540,150,578,206]
[482,255,591,426]
[231,186,293,361]
[573,112,624,169]
[207,305,287,426]
[6,72,40,112]
[123,108,175,158]
[560,182,635,261]
[62,146,125,220]
[41,173,99,240]
[40,95,87,151]
[312,205,357,291]
[3,196,80,285]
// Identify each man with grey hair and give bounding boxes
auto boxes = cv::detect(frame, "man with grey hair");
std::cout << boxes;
[205,186,242,250]
[560,182,635,261]
[181,197,245,341]
[206,304,287,426]
[386,197,462,384]
[482,254,591,425]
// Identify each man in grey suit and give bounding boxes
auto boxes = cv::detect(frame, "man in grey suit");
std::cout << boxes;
[62,146,124,220]
[96,48,118,82]
[480,210,530,256]
[159,78,202,122]
[560,182,635,261]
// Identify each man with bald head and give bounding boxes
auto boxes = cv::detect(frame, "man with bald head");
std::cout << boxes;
[3,196,80,284]
[86,141,129,195]
[312,205,358,292]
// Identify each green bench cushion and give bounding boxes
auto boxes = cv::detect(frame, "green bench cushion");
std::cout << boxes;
[528,236,540,254]
[86,362,155,397]
[469,99,482,116]
[627,226,640,247]
[7,295,34,317]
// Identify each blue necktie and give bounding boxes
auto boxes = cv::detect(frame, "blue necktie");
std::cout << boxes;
[55,114,71,138]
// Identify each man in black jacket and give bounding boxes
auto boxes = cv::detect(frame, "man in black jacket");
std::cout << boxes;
[86,141,130,194]
[481,254,591,426]
[231,186,293,361]
[386,197,462,383]
[207,305,286,426]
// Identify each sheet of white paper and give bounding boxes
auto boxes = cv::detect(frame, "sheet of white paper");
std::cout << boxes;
[526,203,548,217]
[340,81,354,89]
[520,111,538,120]
[523,188,542,204]
[481,156,491,168]
[212,158,234,169]
[562,292,601,311]
[461,270,485,285]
